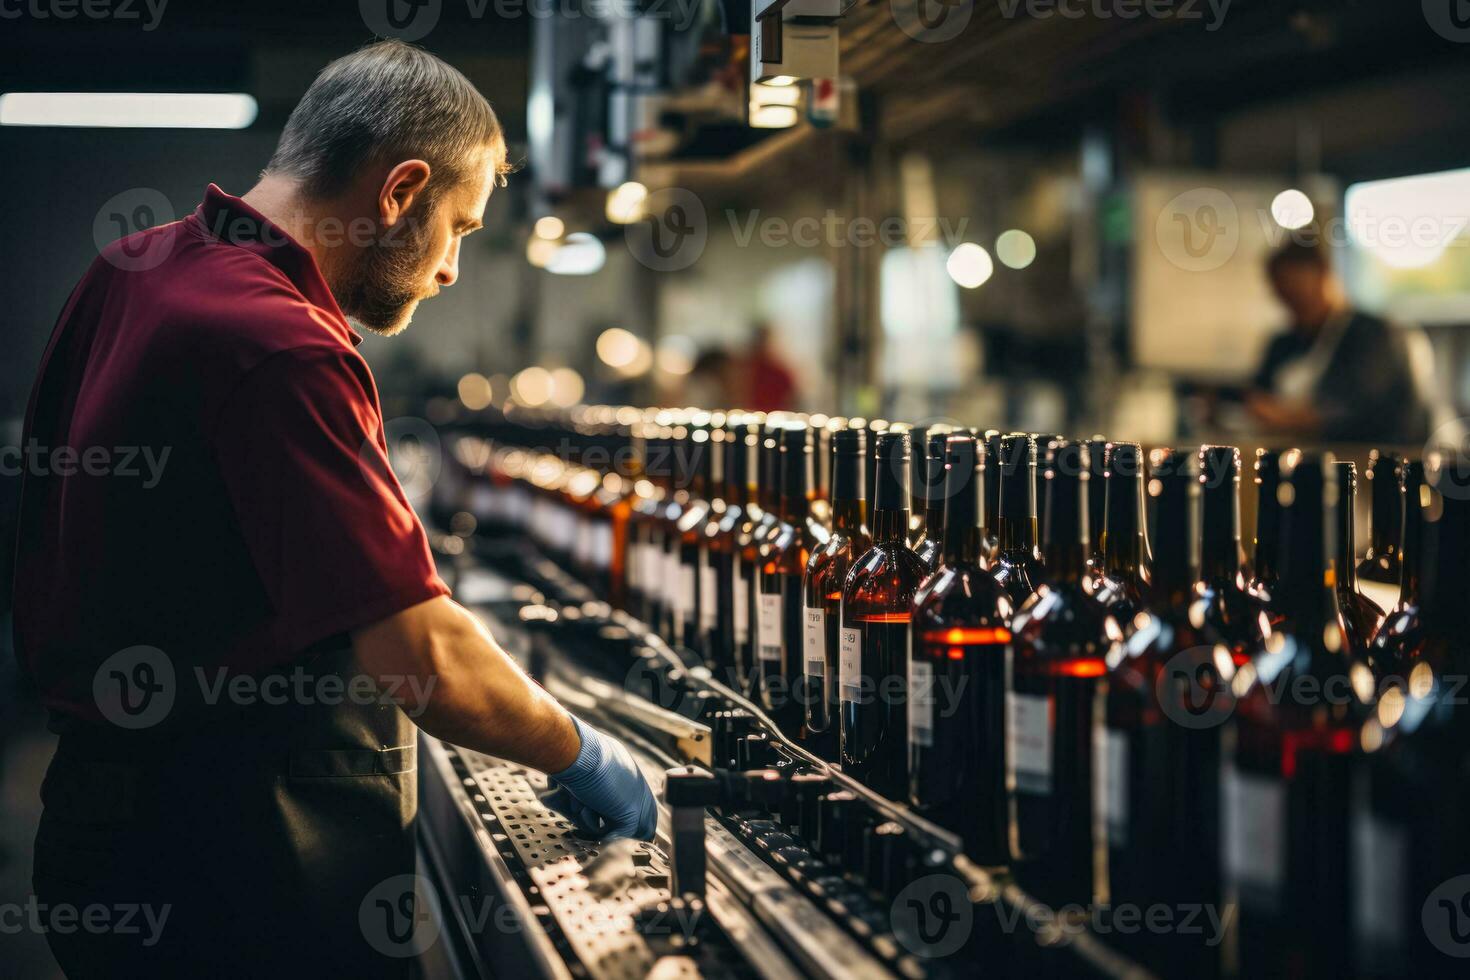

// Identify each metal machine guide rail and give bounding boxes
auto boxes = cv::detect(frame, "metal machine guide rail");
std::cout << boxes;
[416,532,1156,980]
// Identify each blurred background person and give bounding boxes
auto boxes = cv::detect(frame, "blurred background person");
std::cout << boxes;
[1244,237,1439,445]
[741,323,798,412]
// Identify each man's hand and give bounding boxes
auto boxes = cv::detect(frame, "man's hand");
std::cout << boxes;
[351,596,656,839]
[542,716,658,841]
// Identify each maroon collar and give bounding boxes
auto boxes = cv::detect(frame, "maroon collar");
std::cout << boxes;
[189,184,362,347]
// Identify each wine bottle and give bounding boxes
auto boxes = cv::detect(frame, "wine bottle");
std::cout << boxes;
[1083,436,1109,572]
[908,423,930,545]
[1008,439,1112,908]
[982,429,1003,560]
[840,430,927,799]
[992,433,1043,604]
[1351,452,1470,978]
[673,417,711,651]
[909,432,1014,864]
[1098,448,1222,978]
[1334,461,1385,653]
[803,425,870,762]
[755,421,829,734]
[1249,448,1284,610]
[912,429,949,571]
[1223,451,1372,978]
[695,419,730,670]
[709,413,749,684]
[1096,441,1153,619]
[732,414,769,689]
[1030,432,1064,548]
[1355,449,1404,586]
[1191,445,1267,661]
[1367,459,1430,680]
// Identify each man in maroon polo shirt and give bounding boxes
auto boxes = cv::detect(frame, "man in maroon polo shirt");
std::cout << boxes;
[15,41,654,978]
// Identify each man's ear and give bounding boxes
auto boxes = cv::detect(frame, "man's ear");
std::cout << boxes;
[378,160,432,228]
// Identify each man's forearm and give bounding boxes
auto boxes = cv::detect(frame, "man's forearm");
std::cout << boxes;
[352,596,580,773]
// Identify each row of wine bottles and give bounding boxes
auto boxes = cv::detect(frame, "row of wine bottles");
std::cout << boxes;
[437,404,1470,979]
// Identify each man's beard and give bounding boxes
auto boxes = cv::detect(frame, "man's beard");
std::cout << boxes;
[332,217,436,337]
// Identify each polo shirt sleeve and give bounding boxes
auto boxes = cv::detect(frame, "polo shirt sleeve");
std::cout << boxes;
[211,345,449,657]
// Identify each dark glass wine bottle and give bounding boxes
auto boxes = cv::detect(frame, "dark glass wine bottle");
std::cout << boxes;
[709,414,749,685]
[1355,449,1404,586]
[1249,448,1284,612]
[1366,459,1430,681]
[1334,461,1385,653]
[803,425,870,763]
[1096,441,1153,619]
[909,433,1014,864]
[912,429,948,571]
[992,433,1043,604]
[1224,451,1372,979]
[755,422,829,735]
[1351,453,1470,978]
[840,430,927,799]
[1098,448,1223,978]
[1008,439,1112,908]
[907,423,930,545]
[1083,436,1109,572]
[674,418,712,652]
[1191,445,1267,661]
[983,429,1003,560]
[732,415,769,689]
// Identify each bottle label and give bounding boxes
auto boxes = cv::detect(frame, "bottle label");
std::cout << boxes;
[733,561,749,645]
[1007,692,1053,795]
[803,607,826,677]
[758,594,784,663]
[1222,766,1286,913]
[908,659,934,748]
[677,561,697,620]
[699,551,718,632]
[592,523,613,571]
[1094,727,1128,845]
[1351,805,1407,950]
[839,627,862,701]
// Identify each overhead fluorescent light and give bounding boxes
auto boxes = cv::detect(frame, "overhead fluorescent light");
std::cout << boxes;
[0,92,258,129]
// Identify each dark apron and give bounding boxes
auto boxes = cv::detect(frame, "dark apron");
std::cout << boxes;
[32,640,419,979]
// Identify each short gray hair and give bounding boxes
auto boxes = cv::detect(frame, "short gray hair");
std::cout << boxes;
[265,39,509,201]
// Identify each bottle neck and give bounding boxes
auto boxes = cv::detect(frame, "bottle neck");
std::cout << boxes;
[923,454,946,539]
[998,458,1037,554]
[1275,488,1342,640]
[1199,475,1244,581]
[1153,483,1198,597]
[833,498,867,534]
[1254,478,1282,584]
[1043,475,1088,583]
[830,448,866,533]
[1399,467,1426,606]
[1336,477,1360,591]
[872,506,910,544]
[1368,457,1402,557]
[942,465,983,566]
[1417,491,1470,643]
[1103,473,1148,583]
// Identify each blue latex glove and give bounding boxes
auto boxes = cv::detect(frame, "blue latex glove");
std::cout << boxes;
[542,715,657,841]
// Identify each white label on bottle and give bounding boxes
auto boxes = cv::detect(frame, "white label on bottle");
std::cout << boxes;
[1352,806,1407,948]
[908,659,934,748]
[1223,766,1286,912]
[677,562,697,619]
[1007,692,1053,795]
[663,548,682,609]
[803,607,826,677]
[839,627,862,700]
[592,523,613,571]
[1094,727,1128,845]
[699,551,718,631]
[758,594,784,662]
[733,562,750,645]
